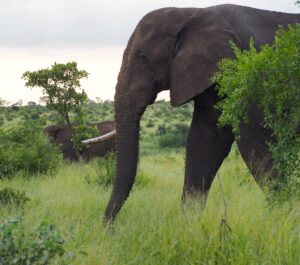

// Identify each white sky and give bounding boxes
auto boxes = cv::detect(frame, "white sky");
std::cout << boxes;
[0,0,299,104]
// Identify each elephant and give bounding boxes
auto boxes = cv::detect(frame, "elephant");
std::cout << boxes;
[44,121,115,161]
[84,4,300,223]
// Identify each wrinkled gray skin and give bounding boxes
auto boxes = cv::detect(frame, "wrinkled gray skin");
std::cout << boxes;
[44,121,115,161]
[105,4,300,223]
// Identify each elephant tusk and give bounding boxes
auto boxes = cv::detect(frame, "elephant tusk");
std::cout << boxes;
[82,129,116,144]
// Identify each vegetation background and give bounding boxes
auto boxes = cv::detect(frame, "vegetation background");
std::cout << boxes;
[0,99,299,264]
[0,14,299,264]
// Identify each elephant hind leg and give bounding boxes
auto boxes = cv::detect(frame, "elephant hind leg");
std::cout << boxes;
[183,100,234,200]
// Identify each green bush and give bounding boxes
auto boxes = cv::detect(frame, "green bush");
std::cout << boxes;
[0,115,4,127]
[85,152,149,188]
[156,124,167,135]
[0,188,30,208]
[71,107,99,152]
[213,24,300,199]
[0,117,62,178]
[158,133,184,148]
[30,113,40,120]
[95,152,116,187]
[146,119,155,128]
[5,112,14,121]
[158,123,189,148]
[84,152,116,188]
[0,217,65,265]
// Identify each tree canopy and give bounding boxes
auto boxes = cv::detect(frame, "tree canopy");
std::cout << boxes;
[22,62,89,126]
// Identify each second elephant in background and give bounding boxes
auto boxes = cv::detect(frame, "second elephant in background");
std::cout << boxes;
[44,121,115,161]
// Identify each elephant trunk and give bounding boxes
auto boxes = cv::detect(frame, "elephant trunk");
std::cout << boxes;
[103,100,142,223]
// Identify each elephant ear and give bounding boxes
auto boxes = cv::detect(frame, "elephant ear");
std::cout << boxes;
[170,10,240,106]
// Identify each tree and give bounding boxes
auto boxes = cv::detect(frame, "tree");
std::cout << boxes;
[0,98,5,106]
[27,101,37,106]
[213,25,300,200]
[22,62,89,126]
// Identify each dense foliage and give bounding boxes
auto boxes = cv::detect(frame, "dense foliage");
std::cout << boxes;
[84,152,150,188]
[213,25,300,197]
[71,107,99,153]
[0,188,30,208]
[0,217,65,265]
[0,117,62,178]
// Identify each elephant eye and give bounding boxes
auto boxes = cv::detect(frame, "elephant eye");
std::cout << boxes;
[138,51,147,58]
[137,52,151,66]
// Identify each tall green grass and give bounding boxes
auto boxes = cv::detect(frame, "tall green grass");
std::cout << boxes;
[0,149,299,264]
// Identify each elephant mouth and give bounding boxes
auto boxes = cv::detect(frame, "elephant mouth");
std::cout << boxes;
[82,129,116,144]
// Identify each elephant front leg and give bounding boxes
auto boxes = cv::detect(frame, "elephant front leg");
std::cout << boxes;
[183,106,234,200]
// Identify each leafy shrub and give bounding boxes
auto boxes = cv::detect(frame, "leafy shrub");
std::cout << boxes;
[71,107,99,152]
[84,152,116,188]
[30,113,40,120]
[0,117,62,178]
[146,119,155,128]
[158,123,189,148]
[156,124,167,135]
[0,188,30,208]
[173,123,189,137]
[158,133,184,148]
[0,115,4,127]
[85,152,149,188]
[213,25,300,199]
[0,217,65,265]
[5,112,14,121]
[0,151,15,178]
[95,152,116,187]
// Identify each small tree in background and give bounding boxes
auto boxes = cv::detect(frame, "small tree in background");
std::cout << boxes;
[22,62,89,126]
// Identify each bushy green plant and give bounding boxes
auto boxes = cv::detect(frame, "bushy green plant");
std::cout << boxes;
[5,112,15,121]
[158,122,189,148]
[30,113,40,120]
[158,133,184,148]
[84,152,116,187]
[85,152,149,188]
[213,25,300,199]
[146,119,155,128]
[95,152,116,187]
[71,107,99,153]
[0,188,30,208]
[0,217,65,265]
[0,115,4,127]
[156,124,167,135]
[0,117,62,178]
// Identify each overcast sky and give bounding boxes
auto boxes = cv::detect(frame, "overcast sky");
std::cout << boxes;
[0,0,299,104]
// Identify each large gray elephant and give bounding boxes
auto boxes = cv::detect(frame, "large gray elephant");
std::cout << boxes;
[44,121,115,161]
[86,4,300,222]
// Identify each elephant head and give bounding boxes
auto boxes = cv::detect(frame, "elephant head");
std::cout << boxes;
[44,121,116,161]
[101,5,300,223]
